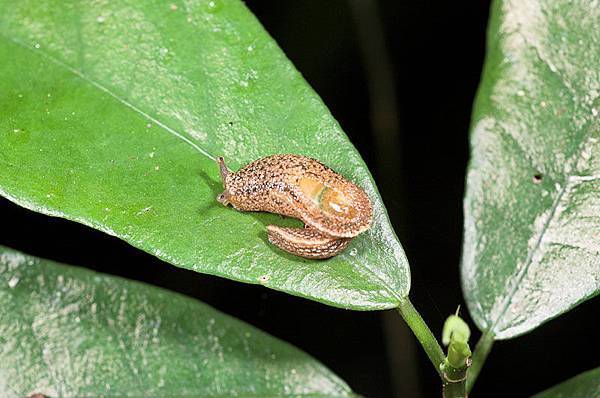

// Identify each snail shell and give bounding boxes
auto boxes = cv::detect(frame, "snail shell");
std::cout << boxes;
[217,154,372,259]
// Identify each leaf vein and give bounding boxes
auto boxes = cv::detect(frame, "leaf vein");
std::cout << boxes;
[0,34,216,162]
[489,180,569,333]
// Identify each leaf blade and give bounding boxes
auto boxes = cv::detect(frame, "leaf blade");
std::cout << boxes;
[0,245,353,397]
[531,367,600,398]
[0,0,409,309]
[461,0,600,339]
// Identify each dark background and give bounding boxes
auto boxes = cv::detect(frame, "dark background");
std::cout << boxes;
[1,1,598,397]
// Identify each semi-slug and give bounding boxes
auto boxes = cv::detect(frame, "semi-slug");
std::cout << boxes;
[216,154,373,259]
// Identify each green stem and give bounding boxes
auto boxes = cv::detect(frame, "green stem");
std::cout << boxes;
[466,330,495,393]
[397,297,445,377]
[441,347,470,397]
[442,366,468,398]
[444,384,466,398]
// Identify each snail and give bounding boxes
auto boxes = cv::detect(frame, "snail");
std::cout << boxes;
[216,154,373,259]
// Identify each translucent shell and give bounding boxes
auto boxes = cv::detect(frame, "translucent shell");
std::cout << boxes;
[295,176,369,238]
[217,154,373,259]
[299,178,357,218]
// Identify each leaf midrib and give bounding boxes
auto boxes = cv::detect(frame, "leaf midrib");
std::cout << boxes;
[488,178,567,333]
[0,34,216,162]
[488,136,596,334]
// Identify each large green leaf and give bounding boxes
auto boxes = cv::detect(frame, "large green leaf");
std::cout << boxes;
[461,0,599,339]
[0,0,409,310]
[532,367,600,398]
[0,246,353,397]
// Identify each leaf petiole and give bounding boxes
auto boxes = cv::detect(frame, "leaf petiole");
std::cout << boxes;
[466,329,495,393]
[397,298,445,377]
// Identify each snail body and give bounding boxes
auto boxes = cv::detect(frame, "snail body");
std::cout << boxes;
[217,154,372,259]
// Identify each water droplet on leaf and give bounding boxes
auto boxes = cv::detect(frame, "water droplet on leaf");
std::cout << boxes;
[7,276,19,288]
[206,0,222,13]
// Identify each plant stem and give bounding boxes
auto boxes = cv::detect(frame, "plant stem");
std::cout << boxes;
[466,330,495,393]
[441,346,470,397]
[444,381,466,397]
[444,385,466,398]
[442,365,468,398]
[398,297,445,377]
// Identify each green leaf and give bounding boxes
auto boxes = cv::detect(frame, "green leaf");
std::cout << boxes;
[532,367,600,398]
[0,0,409,310]
[0,246,353,397]
[461,0,600,339]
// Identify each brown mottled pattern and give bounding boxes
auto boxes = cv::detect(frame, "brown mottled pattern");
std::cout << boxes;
[217,154,373,259]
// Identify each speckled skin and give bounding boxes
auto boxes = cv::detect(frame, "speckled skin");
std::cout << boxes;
[217,154,372,259]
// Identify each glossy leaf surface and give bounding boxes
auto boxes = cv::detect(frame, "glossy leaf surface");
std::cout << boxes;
[0,0,409,310]
[0,246,353,397]
[532,367,600,398]
[461,0,599,339]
